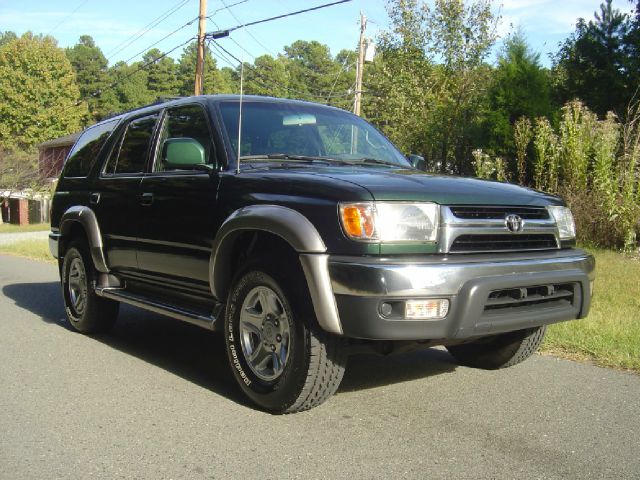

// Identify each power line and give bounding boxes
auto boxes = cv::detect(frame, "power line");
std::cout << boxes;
[208,0,249,17]
[207,0,353,38]
[215,0,276,56]
[105,0,191,61]
[225,32,256,59]
[122,16,199,65]
[46,0,89,36]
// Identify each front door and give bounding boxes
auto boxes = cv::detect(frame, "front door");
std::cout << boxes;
[136,104,221,293]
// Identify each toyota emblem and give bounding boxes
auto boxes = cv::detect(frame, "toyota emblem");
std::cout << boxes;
[504,214,524,233]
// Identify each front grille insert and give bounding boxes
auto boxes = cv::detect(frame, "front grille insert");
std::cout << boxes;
[449,206,550,220]
[484,283,576,312]
[450,234,557,252]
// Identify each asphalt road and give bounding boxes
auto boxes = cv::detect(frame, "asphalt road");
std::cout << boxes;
[1,254,639,480]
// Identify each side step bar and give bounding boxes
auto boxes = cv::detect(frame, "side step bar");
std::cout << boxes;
[95,287,222,331]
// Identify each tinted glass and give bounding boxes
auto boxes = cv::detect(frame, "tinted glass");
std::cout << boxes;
[154,105,214,172]
[219,101,409,167]
[105,114,158,174]
[63,119,118,178]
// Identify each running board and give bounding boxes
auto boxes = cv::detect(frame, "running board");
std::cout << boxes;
[95,287,222,331]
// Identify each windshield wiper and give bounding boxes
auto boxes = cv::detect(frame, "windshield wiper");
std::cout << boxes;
[239,154,349,164]
[345,157,402,167]
[238,154,401,167]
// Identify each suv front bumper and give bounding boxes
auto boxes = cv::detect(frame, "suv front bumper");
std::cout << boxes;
[325,249,594,340]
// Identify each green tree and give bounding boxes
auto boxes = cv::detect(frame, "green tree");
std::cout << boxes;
[364,0,434,157]
[143,48,179,98]
[0,33,85,151]
[553,0,631,116]
[624,0,640,100]
[426,0,497,173]
[482,31,553,159]
[364,0,497,173]
[177,41,229,96]
[217,67,238,94]
[65,35,110,121]
[243,54,290,98]
[283,40,341,101]
[101,61,155,114]
[0,31,17,47]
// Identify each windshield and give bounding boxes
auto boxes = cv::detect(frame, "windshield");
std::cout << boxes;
[218,100,410,167]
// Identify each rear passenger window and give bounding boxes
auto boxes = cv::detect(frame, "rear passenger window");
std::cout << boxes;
[154,105,214,172]
[63,119,118,178]
[104,114,159,175]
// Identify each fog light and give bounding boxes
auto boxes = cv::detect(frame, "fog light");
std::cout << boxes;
[380,302,393,317]
[405,299,449,320]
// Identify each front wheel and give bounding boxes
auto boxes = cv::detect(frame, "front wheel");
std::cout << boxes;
[225,267,346,414]
[446,326,547,370]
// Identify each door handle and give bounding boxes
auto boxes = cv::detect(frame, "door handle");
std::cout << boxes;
[89,192,101,205]
[141,192,154,206]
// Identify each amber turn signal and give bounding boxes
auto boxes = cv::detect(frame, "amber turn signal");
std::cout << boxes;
[340,203,376,239]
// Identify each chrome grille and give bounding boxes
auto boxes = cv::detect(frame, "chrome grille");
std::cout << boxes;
[449,206,550,220]
[439,205,560,254]
[450,234,557,252]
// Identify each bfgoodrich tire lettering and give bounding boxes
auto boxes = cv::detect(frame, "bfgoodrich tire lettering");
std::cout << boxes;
[61,239,119,333]
[225,266,346,414]
[446,326,547,370]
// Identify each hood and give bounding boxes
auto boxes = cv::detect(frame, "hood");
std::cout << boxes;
[309,167,562,206]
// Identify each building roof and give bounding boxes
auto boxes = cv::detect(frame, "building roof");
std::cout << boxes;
[38,132,81,150]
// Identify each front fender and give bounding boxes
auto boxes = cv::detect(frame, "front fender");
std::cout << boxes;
[210,204,343,335]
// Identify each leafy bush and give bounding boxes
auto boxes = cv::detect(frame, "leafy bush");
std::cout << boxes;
[530,101,640,250]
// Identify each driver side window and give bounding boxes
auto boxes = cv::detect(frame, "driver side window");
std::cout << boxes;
[154,105,214,172]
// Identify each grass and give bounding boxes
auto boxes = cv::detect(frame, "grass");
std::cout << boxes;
[0,239,637,372]
[541,248,640,373]
[0,238,54,263]
[0,223,49,233]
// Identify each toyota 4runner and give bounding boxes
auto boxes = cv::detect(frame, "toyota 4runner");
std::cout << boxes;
[49,95,595,413]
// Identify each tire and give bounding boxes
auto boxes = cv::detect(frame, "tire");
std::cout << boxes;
[224,264,346,414]
[61,239,119,333]
[446,326,546,370]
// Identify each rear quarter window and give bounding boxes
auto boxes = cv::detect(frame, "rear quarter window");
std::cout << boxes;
[62,119,119,178]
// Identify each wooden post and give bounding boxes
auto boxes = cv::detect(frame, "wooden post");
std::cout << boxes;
[353,12,367,116]
[194,0,208,96]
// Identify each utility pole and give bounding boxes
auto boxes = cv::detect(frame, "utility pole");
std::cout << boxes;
[194,0,208,96]
[353,11,366,116]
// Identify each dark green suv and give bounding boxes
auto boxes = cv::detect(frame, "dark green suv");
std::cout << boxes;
[49,95,595,413]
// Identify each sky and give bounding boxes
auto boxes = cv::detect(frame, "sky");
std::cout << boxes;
[0,0,636,68]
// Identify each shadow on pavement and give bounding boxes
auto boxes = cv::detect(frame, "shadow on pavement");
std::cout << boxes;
[340,348,457,392]
[4,281,458,403]
[3,281,245,406]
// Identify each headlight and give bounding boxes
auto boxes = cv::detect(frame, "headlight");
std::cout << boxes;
[339,202,439,242]
[547,206,576,240]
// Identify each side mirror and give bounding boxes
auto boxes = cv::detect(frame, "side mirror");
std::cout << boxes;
[407,154,426,171]
[164,137,206,169]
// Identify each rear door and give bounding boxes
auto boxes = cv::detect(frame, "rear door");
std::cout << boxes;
[94,113,160,273]
[136,104,221,291]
